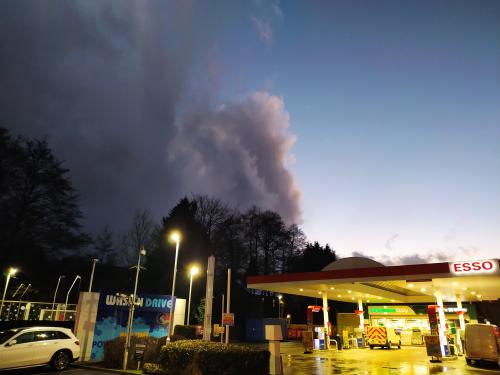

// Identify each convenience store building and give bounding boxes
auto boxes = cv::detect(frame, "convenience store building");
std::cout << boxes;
[247,257,499,351]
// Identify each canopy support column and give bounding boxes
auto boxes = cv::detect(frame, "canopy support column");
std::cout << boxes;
[455,294,465,355]
[435,291,447,356]
[322,292,329,349]
[456,295,465,331]
[358,299,364,332]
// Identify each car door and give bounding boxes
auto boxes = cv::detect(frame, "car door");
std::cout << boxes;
[0,331,35,369]
[32,330,61,364]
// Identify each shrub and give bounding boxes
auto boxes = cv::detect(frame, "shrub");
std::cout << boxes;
[170,334,187,342]
[173,325,197,339]
[143,363,164,375]
[103,336,125,368]
[154,340,270,375]
[103,335,165,370]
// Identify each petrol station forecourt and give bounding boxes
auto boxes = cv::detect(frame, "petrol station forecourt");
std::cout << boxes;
[247,257,500,357]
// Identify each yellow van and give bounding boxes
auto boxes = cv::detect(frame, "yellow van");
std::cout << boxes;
[367,326,401,349]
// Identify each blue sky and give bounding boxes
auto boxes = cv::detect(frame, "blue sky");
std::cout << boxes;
[213,0,500,261]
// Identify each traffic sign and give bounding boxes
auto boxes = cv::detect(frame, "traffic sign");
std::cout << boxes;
[222,313,235,326]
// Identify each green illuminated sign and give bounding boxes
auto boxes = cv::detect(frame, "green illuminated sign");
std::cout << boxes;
[370,307,397,313]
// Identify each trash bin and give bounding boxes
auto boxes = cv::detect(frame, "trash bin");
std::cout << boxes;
[334,335,342,350]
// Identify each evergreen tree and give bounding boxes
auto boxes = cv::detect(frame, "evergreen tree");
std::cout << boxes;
[0,128,89,272]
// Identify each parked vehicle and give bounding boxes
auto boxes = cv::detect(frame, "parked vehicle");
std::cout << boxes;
[0,326,80,370]
[464,323,500,366]
[367,326,401,349]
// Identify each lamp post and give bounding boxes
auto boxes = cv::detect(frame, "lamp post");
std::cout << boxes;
[51,276,65,320]
[0,268,18,320]
[16,283,30,320]
[278,295,282,318]
[88,258,99,292]
[167,231,181,342]
[123,248,146,370]
[62,275,81,321]
[7,283,24,319]
[187,266,199,325]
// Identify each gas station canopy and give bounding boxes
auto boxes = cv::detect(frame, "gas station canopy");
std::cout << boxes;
[246,257,500,304]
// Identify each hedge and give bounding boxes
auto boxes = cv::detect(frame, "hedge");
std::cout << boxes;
[103,336,165,369]
[173,325,197,339]
[143,340,270,375]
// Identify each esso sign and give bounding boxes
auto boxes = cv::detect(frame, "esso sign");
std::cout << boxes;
[449,260,499,276]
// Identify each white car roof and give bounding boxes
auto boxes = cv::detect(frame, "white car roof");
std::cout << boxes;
[15,326,72,332]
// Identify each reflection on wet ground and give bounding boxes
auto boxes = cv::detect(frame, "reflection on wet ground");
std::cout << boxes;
[277,342,500,375]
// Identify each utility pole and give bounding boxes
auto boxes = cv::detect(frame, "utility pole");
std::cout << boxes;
[202,256,215,341]
[123,249,145,370]
[220,294,225,343]
[167,234,181,342]
[225,268,231,344]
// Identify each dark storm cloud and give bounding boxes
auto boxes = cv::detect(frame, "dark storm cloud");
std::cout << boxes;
[0,1,212,233]
[0,1,302,233]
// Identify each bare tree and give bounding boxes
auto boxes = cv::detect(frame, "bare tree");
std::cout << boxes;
[94,224,115,264]
[283,224,306,273]
[193,194,232,240]
[121,208,159,265]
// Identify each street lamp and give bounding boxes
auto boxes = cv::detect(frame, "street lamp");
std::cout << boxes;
[7,283,24,319]
[16,283,31,320]
[123,248,146,370]
[187,265,199,325]
[277,295,283,319]
[88,258,99,292]
[62,275,81,320]
[0,268,18,320]
[51,275,65,320]
[167,231,181,342]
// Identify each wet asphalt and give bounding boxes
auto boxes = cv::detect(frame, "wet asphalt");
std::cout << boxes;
[1,343,499,375]
[277,342,500,375]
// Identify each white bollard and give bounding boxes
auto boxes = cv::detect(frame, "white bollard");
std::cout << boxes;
[265,325,283,375]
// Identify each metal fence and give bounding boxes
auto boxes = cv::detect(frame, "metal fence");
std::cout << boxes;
[0,300,77,322]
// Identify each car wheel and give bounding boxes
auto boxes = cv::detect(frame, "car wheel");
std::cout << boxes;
[51,350,71,371]
[465,358,472,365]
[369,345,374,349]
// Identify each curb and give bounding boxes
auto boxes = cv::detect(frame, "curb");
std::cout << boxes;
[72,363,138,375]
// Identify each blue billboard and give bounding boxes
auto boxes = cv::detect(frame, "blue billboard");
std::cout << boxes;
[91,292,175,361]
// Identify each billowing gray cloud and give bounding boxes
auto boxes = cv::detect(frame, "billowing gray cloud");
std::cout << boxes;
[0,0,302,234]
[169,92,302,223]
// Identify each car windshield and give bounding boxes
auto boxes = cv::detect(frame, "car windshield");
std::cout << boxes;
[0,329,20,344]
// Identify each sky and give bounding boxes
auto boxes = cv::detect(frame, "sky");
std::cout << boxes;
[1,0,499,264]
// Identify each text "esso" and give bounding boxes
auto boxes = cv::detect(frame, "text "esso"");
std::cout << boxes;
[449,260,498,275]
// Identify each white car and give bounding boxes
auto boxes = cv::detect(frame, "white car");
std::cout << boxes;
[0,326,80,370]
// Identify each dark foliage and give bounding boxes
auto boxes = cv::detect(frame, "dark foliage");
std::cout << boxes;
[291,241,337,272]
[0,128,89,275]
[173,325,197,339]
[146,340,269,375]
[103,335,165,370]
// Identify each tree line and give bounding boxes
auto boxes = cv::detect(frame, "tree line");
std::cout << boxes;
[0,128,337,307]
